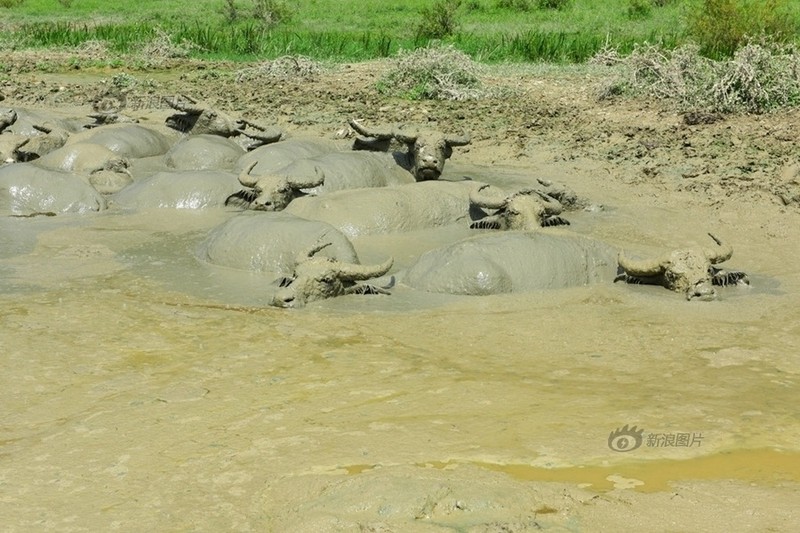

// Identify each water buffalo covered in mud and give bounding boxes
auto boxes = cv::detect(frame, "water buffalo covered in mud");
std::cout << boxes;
[164,94,283,149]
[197,212,361,275]
[283,179,482,237]
[109,170,241,210]
[66,123,177,159]
[469,184,571,231]
[349,118,471,181]
[0,163,106,215]
[224,160,326,211]
[227,149,418,208]
[164,134,246,171]
[234,138,342,175]
[615,233,750,300]
[270,242,394,308]
[225,120,472,211]
[402,231,618,296]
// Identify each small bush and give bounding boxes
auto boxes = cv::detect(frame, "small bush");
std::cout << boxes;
[495,0,533,10]
[220,0,240,23]
[235,55,324,82]
[626,0,652,19]
[686,0,797,58]
[378,44,487,100]
[536,0,570,9]
[251,0,293,27]
[219,0,292,26]
[415,0,463,40]
[606,42,800,113]
[138,27,198,66]
[0,0,25,7]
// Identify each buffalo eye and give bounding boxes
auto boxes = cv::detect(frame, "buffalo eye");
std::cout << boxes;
[274,276,294,288]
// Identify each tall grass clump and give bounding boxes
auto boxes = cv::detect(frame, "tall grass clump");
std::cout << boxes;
[536,0,570,9]
[415,0,463,40]
[685,0,798,58]
[604,42,800,113]
[626,0,652,20]
[377,44,488,100]
[0,0,25,7]
[218,0,293,26]
[495,0,533,10]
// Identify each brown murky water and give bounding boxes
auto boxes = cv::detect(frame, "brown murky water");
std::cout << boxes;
[2,162,799,531]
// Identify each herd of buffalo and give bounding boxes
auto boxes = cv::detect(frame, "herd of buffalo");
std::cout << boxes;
[0,94,750,307]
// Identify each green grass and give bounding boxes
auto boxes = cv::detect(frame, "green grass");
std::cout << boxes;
[0,0,797,63]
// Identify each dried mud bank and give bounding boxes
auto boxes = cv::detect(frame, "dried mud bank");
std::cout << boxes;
[1,58,799,531]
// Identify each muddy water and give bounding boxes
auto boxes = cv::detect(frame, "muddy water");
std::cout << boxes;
[2,163,799,531]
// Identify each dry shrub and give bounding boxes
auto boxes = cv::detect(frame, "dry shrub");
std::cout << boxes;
[378,44,489,101]
[604,42,800,113]
[235,55,325,82]
[713,42,800,112]
[73,40,111,60]
[137,28,197,67]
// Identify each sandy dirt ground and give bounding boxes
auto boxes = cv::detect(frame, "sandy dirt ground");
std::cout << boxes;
[1,55,800,531]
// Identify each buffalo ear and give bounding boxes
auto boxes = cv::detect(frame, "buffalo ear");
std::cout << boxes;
[710,269,749,287]
[348,284,392,295]
[541,216,570,227]
[225,189,257,208]
[272,276,294,288]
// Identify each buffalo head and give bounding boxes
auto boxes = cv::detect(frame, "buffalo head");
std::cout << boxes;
[13,123,70,162]
[225,161,325,211]
[271,243,394,308]
[469,185,570,230]
[165,94,245,137]
[1,109,18,133]
[615,233,749,301]
[348,118,470,181]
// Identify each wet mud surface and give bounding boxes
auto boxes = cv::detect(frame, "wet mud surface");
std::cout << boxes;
[1,58,799,531]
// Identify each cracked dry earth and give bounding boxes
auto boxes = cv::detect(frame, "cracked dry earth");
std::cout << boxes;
[1,56,800,531]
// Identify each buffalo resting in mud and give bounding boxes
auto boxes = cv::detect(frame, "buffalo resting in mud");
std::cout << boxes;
[270,243,394,308]
[403,232,618,296]
[349,118,470,181]
[469,184,570,231]
[164,94,282,148]
[615,233,749,301]
[225,161,324,211]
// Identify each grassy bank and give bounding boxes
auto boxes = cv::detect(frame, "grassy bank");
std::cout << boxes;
[0,0,797,63]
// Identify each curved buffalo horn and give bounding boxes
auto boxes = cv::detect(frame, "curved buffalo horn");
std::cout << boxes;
[703,233,733,264]
[617,251,668,277]
[168,94,204,114]
[348,118,395,140]
[237,161,260,187]
[336,256,394,282]
[294,241,334,267]
[287,165,325,190]
[305,241,333,259]
[445,134,471,147]
[469,184,507,210]
[520,189,563,214]
[393,130,419,145]
[32,123,55,134]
